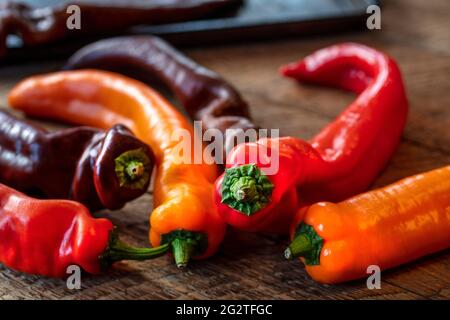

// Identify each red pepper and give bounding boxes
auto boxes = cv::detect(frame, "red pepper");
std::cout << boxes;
[214,43,409,233]
[0,183,168,278]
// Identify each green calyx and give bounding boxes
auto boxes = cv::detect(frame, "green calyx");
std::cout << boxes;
[221,164,274,216]
[99,228,169,270]
[284,223,323,266]
[161,230,208,268]
[115,148,151,189]
[126,161,145,181]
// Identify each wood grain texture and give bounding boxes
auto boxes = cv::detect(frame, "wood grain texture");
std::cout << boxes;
[0,0,449,300]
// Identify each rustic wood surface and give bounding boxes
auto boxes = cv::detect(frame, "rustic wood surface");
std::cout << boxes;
[0,0,449,300]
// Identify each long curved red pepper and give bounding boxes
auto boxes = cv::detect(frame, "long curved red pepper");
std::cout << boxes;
[0,184,168,278]
[214,43,409,233]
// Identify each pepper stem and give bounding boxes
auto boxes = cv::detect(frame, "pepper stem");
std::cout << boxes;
[161,230,208,268]
[230,176,258,201]
[171,238,195,268]
[221,164,274,216]
[99,229,169,270]
[284,223,324,265]
[284,234,312,260]
[115,148,151,189]
[125,161,145,180]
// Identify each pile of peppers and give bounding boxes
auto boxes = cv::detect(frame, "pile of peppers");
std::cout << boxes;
[0,36,449,285]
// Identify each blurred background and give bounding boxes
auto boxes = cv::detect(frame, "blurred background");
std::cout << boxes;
[2,0,379,64]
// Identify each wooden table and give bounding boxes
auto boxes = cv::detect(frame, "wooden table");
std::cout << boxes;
[0,0,449,300]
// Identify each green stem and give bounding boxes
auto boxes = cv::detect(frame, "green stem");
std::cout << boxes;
[171,238,195,268]
[115,148,151,189]
[284,223,324,266]
[284,234,312,260]
[230,176,258,201]
[221,164,274,216]
[161,230,208,268]
[125,161,145,181]
[100,229,169,270]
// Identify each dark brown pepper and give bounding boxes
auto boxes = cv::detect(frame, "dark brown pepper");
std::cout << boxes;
[0,110,154,211]
[0,0,239,58]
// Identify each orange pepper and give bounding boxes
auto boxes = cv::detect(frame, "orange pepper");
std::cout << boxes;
[286,165,450,284]
[9,70,225,267]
